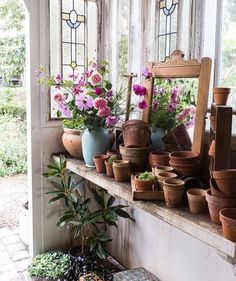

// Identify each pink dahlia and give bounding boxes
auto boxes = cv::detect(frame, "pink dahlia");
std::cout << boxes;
[94,98,107,109]
[97,106,111,117]
[106,116,118,127]
[88,71,103,86]
[54,93,63,103]
[75,93,94,111]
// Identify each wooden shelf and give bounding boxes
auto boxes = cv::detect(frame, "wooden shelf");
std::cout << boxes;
[52,155,236,262]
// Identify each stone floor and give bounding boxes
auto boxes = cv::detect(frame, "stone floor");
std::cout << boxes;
[0,227,31,281]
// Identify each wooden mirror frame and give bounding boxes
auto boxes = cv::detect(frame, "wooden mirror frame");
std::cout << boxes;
[142,50,212,159]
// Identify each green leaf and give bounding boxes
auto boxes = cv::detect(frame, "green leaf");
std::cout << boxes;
[107,195,115,207]
[95,242,107,259]
[46,190,64,195]
[57,214,74,227]
[48,194,65,205]
[91,188,104,207]
[115,209,135,222]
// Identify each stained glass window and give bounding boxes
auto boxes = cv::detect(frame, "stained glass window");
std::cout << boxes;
[158,0,179,61]
[61,0,86,78]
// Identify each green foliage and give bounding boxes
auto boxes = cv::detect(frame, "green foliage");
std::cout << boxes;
[43,155,134,259]
[27,251,71,279]
[62,118,84,130]
[108,155,117,165]
[138,172,155,181]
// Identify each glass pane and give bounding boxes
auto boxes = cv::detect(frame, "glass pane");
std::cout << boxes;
[76,23,85,43]
[171,10,178,33]
[159,12,166,35]
[159,36,166,62]
[170,33,177,54]
[88,1,98,62]
[62,43,71,65]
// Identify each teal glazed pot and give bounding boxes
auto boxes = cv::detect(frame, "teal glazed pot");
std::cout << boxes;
[151,128,166,150]
[82,128,110,167]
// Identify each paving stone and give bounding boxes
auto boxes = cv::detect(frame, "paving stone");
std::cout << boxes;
[0,228,13,239]
[6,242,26,253]
[0,252,12,265]
[15,258,31,272]
[2,235,21,245]
[12,250,29,262]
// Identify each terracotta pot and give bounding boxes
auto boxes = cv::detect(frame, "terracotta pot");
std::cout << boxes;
[62,128,83,158]
[210,177,236,199]
[206,189,236,224]
[107,149,121,158]
[220,208,236,241]
[134,174,155,191]
[213,169,236,195]
[163,178,185,208]
[152,166,174,176]
[169,161,200,177]
[112,160,130,182]
[149,150,170,167]
[162,123,192,149]
[210,116,216,132]
[158,171,178,190]
[169,151,199,164]
[93,155,109,173]
[122,119,151,148]
[208,140,215,157]
[105,160,114,177]
[187,188,207,214]
[213,87,231,105]
[119,144,151,172]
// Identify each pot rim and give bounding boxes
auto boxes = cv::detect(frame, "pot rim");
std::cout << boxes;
[93,155,109,160]
[122,119,151,129]
[169,151,199,159]
[158,172,178,179]
[213,87,231,93]
[213,169,236,178]
[163,178,185,186]
[120,144,151,151]
[220,208,236,225]
[169,160,200,167]
[154,166,173,171]
[187,188,206,197]
[150,150,170,156]
[206,189,236,205]
[134,175,155,183]
[63,127,81,135]
[113,160,130,167]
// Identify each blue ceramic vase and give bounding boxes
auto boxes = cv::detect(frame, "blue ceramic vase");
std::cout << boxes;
[82,128,110,167]
[151,128,166,150]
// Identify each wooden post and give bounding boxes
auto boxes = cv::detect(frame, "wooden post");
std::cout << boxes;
[123,73,138,121]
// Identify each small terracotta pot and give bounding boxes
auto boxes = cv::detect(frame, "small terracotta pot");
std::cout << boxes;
[213,169,236,195]
[210,116,216,132]
[113,160,130,182]
[158,171,177,190]
[208,140,215,157]
[187,188,207,214]
[169,151,199,164]
[220,208,236,241]
[93,155,109,173]
[210,177,236,199]
[107,149,121,158]
[206,189,236,224]
[119,144,151,172]
[169,161,200,177]
[62,128,83,158]
[134,174,155,191]
[105,160,114,177]
[213,87,231,105]
[122,119,151,148]
[152,166,174,176]
[163,178,185,208]
[149,150,170,167]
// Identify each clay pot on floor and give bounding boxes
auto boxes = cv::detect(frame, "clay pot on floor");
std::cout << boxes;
[149,150,170,167]
[105,160,114,177]
[220,208,236,242]
[213,87,231,105]
[113,160,130,182]
[213,169,236,195]
[187,188,207,214]
[208,140,215,157]
[158,171,178,190]
[169,151,199,164]
[210,177,236,199]
[93,155,109,173]
[122,119,151,148]
[210,116,216,132]
[206,189,236,224]
[62,128,83,158]
[163,178,185,208]
[152,166,174,177]
[134,174,155,191]
[119,144,151,172]
[169,161,200,177]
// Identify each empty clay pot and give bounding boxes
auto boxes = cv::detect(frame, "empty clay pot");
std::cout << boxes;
[122,119,151,148]
[149,150,170,167]
[134,174,155,191]
[163,178,185,208]
[213,169,236,195]
[158,172,178,190]
[93,155,109,173]
[208,140,215,157]
[152,166,174,176]
[210,177,236,199]
[62,128,83,158]
[187,188,207,214]
[169,151,199,164]
[169,161,200,177]
[105,160,114,177]
[119,144,151,172]
[210,116,216,132]
[213,87,231,105]
[206,189,236,224]
[220,208,236,242]
[112,160,130,182]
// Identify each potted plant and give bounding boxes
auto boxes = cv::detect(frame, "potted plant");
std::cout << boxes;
[134,171,156,191]
[104,155,117,177]
[27,251,71,280]
[43,155,134,262]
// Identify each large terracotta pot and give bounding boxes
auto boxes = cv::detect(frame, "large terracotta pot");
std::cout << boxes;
[122,119,151,148]
[62,128,83,158]
[213,169,236,195]
[149,150,170,167]
[119,144,151,172]
[210,177,236,199]
[169,161,200,177]
[213,87,231,105]
[169,151,199,164]
[220,208,236,241]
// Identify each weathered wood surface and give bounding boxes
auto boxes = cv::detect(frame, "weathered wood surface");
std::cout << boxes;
[52,155,236,260]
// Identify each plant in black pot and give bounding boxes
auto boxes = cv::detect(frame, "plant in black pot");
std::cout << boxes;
[43,155,134,279]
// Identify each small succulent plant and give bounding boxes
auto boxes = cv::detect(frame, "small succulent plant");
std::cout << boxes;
[138,171,155,181]
[108,155,117,165]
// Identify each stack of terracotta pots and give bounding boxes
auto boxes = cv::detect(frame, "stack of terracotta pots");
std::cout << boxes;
[120,120,151,172]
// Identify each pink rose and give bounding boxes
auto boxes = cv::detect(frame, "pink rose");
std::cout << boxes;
[94,98,107,109]
[97,106,111,117]
[88,71,103,86]
[54,93,63,103]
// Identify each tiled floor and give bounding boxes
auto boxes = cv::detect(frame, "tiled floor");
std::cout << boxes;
[0,227,31,281]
